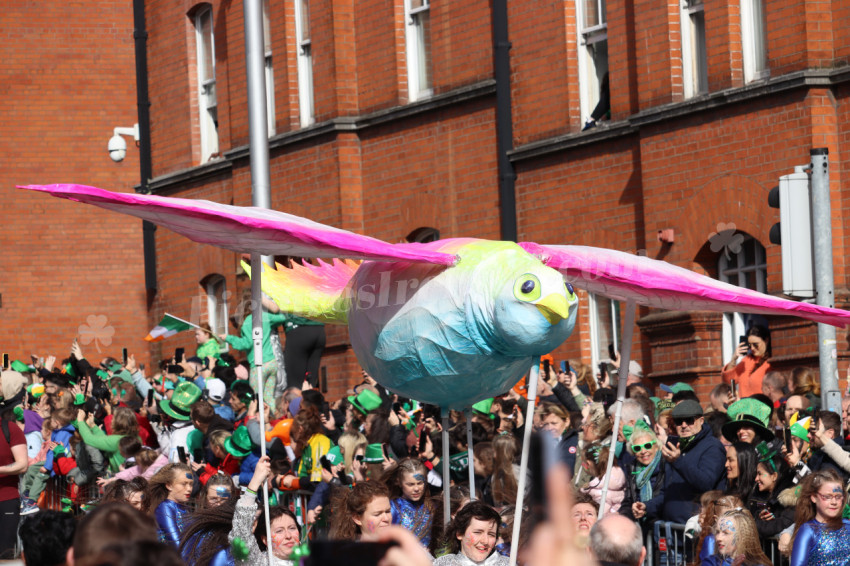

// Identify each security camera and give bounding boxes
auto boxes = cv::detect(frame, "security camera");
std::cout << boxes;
[108,134,127,162]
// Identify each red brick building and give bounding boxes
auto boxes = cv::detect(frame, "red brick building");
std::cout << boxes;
[2,2,150,368]
[11,0,850,401]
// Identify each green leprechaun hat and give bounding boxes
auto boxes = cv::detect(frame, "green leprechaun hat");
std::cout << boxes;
[159,381,203,421]
[224,426,253,458]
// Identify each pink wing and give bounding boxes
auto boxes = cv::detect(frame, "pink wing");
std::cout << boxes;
[520,242,850,328]
[20,184,457,265]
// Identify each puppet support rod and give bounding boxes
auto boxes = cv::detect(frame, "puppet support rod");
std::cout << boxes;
[509,358,541,566]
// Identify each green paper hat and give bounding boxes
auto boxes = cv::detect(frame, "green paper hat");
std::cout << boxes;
[96,370,110,380]
[111,370,134,384]
[107,361,124,373]
[790,414,812,442]
[364,443,385,463]
[472,398,495,419]
[722,398,773,443]
[224,426,253,458]
[27,384,45,398]
[660,382,694,395]
[347,389,382,415]
[64,363,77,378]
[159,381,202,421]
[13,406,24,422]
[325,445,343,466]
[11,360,32,373]
[73,393,86,406]
[450,450,469,474]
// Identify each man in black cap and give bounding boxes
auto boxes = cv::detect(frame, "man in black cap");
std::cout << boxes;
[659,399,726,523]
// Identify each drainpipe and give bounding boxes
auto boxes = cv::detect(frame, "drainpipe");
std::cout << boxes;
[132,0,156,291]
[492,0,517,242]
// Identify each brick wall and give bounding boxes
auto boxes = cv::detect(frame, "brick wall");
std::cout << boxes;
[1,1,150,368]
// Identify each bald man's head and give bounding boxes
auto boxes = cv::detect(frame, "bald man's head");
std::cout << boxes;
[590,514,645,566]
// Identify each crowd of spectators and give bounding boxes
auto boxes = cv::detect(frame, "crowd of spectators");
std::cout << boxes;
[1,322,850,566]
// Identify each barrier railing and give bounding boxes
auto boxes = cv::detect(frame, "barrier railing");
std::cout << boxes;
[644,521,788,566]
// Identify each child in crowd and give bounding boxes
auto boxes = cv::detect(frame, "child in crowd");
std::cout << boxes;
[579,441,625,514]
[386,458,435,546]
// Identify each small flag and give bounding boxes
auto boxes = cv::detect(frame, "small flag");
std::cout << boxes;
[145,313,197,342]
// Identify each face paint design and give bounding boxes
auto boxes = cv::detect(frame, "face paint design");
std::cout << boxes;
[185,473,193,479]
[413,473,425,482]
[215,486,230,498]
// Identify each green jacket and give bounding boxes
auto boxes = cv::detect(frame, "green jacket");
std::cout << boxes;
[74,420,128,473]
[225,312,289,365]
[195,338,221,362]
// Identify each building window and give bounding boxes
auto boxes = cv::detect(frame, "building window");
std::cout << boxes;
[717,234,767,363]
[194,5,219,162]
[680,0,708,98]
[405,0,432,101]
[588,293,620,374]
[294,0,314,127]
[263,0,276,135]
[203,274,229,348]
[741,0,768,82]
[576,0,609,125]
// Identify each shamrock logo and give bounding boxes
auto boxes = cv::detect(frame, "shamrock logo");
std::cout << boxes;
[708,222,745,260]
[77,315,115,353]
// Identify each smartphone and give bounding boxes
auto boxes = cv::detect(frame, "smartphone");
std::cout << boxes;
[392,402,402,415]
[320,455,332,473]
[784,427,793,452]
[147,389,155,407]
[304,541,398,566]
[738,335,747,348]
[167,364,184,375]
[608,343,616,360]
[560,360,570,374]
[177,446,188,464]
[122,348,128,366]
[730,379,738,398]
[668,436,680,449]
[1,353,7,369]
[175,347,185,363]
[418,432,428,455]
[542,359,551,377]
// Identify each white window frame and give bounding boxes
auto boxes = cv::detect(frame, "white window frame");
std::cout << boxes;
[575,0,609,124]
[588,293,621,373]
[718,236,767,363]
[741,0,768,83]
[680,0,708,98]
[205,275,229,351]
[294,0,314,127]
[194,6,219,163]
[405,0,432,101]
[263,0,276,135]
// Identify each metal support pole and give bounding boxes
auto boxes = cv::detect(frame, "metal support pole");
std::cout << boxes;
[465,409,476,501]
[811,148,839,413]
[599,299,637,518]
[244,0,273,562]
[492,0,517,242]
[509,359,540,566]
[442,410,451,525]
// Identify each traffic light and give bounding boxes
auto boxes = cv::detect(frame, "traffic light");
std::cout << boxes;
[768,166,814,298]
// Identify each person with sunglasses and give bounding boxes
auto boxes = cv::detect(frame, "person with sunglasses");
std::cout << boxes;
[790,468,850,566]
[656,399,726,523]
[619,421,665,531]
[722,324,772,399]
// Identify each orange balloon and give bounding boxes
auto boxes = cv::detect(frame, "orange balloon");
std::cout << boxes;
[266,418,293,445]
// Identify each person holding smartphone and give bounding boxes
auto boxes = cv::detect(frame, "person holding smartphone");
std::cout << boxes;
[721,325,772,398]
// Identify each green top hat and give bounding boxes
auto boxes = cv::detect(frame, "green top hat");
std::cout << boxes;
[348,389,382,415]
[11,360,32,373]
[324,445,343,466]
[224,426,253,458]
[472,398,495,419]
[159,381,203,421]
[364,443,385,463]
[722,398,773,443]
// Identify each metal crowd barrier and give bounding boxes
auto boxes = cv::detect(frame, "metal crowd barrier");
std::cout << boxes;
[643,521,788,566]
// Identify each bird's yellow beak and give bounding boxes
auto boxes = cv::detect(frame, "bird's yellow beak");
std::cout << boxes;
[535,293,570,325]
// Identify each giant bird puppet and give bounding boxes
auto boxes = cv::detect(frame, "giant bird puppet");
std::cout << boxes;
[20,184,850,563]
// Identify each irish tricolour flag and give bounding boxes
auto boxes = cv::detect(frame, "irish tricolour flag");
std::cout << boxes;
[145,313,198,342]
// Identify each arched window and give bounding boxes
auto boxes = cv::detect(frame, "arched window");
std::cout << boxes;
[717,234,768,363]
[406,226,440,243]
[201,274,228,345]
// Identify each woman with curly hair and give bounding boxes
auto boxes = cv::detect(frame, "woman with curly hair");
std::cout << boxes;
[148,462,194,546]
[433,500,507,565]
[328,480,392,540]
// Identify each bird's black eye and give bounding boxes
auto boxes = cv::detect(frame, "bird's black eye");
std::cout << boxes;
[565,282,574,295]
[521,280,535,294]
